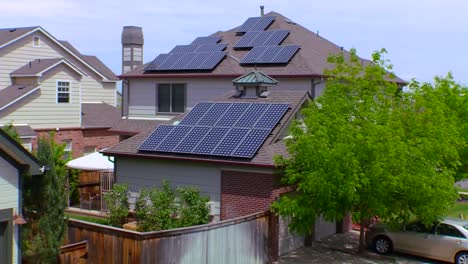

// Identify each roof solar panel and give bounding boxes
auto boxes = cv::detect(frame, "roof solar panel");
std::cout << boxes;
[234,30,289,49]
[170,45,199,53]
[250,16,275,31]
[249,30,274,46]
[256,46,283,63]
[262,30,289,46]
[138,102,290,159]
[138,125,175,151]
[271,45,300,63]
[239,46,268,64]
[198,52,226,69]
[240,45,300,64]
[184,52,212,69]
[155,125,192,152]
[156,53,185,70]
[191,36,222,45]
[145,54,171,71]
[236,17,261,33]
[179,102,213,125]
[170,53,198,70]
[233,31,261,48]
[195,43,227,52]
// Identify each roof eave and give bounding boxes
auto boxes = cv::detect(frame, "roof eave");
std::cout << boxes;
[120,73,325,79]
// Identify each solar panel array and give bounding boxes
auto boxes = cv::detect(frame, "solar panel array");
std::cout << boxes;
[145,36,227,71]
[236,16,276,33]
[240,45,300,64]
[234,30,289,49]
[139,102,290,158]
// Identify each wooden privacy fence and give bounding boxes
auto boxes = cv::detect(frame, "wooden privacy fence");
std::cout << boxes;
[64,211,272,264]
[59,241,88,264]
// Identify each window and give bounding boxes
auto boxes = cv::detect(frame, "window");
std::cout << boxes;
[63,139,72,159]
[123,48,131,61]
[21,138,32,152]
[57,81,70,103]
[405,222,431,233]
[123,66,131,73]
[33,36,40,47]
[435,223,465,238]
[83,145,96,156]
[157,83,185,113]
[133,48,142,61]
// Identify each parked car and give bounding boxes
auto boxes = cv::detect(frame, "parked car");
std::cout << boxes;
[366,219,468,264]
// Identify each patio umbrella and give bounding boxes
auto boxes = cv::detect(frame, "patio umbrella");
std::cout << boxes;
[66,151,114,171]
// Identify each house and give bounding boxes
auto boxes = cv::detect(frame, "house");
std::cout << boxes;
[0,26,121,157]
[103,72,340,259]
[113,9,404,137]
[0,129,42,264]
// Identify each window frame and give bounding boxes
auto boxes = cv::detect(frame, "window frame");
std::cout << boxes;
[33,36,40,47]
[156,83,187,114]
[56,80,71,104]
[123,47,131,61]
[435,223,466,238]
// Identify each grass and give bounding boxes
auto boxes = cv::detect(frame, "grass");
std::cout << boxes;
[65,212,109,225]
[447,202,468,219]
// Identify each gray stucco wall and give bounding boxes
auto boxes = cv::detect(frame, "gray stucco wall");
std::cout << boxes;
[125,77,326,118]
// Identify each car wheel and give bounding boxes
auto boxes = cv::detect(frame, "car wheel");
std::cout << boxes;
[456,252,468,264]
[373,236,392,254]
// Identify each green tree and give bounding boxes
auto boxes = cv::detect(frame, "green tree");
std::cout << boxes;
[177,186,210,227]
[272,49,464,251]
[103,184,129,227]
[22,133,67,263]
[1,122,20,142]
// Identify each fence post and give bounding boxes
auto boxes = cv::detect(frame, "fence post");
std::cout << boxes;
[268,211,279,262]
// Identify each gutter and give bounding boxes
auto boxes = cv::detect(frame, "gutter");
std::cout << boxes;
[101,151,276,169]
[119,73,325,80]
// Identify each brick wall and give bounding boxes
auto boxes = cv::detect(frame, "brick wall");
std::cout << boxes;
[32,128,119,158]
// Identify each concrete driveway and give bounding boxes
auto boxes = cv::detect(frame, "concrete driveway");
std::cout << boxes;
[278,231,446,264]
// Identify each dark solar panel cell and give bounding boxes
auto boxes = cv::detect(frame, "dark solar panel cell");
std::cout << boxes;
[193,127,229,155]
[138,125,175,151]
[250,16,275,31]
[174,126,210,153]
[216,103,250,127]
[198,103,231,126]
[256,46,283,64]
[170,53,198,70]
[179,102,213,125]
[235,103,269,127]
[255,104,290,129]
[239,46,268,64]
[156,53,185,70]
[191,36,222,45]
[250,30,274,46]
[212,128,249,156]
[262,30,289,46]
[233,129,271,158]
[156,125,192,152]
[271,45,300,63]
[170,45,199,53]
[198,52,226,70]
[195,44,227,52]
[240,45,300,64]
[233,31,261,48]
[184,52,212,69]
[236,17,261,33]
[145,54,171,71]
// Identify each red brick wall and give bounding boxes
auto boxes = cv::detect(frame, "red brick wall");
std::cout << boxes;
[32,128,119,158]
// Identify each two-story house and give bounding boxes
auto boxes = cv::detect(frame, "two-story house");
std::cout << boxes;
[0,26,120,157]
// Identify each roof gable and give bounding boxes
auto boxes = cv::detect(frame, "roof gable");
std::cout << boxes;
[10,58,86,77]
[0,129,42,175]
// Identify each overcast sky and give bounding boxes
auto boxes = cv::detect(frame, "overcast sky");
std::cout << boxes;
[2,0,467,85]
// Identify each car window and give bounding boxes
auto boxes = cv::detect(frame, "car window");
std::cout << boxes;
[435,223,466,238]
[405,222,431,233]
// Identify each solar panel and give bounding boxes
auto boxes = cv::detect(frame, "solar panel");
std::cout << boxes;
[234,30,289,49]
[233,31,261,48]
[191,36,222,45]
[262,30,289,46]
[195,44,226,52]
[144,54,171,71]
[170,53,198,70]
[240,45,300,64]
[198,52,226,69]
[170,45,199,53]
[236,16,275,33]
[139,102,290,158]
[156,53,185,70]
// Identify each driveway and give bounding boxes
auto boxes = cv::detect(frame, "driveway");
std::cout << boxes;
[278,231,446,264]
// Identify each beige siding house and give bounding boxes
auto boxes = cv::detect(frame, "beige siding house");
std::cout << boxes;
[0,129,42,264]
[0,26,121,157]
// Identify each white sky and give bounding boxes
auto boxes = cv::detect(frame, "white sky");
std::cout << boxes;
[1,0,467,85]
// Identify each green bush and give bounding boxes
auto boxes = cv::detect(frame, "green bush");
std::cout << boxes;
[104,184,129,227]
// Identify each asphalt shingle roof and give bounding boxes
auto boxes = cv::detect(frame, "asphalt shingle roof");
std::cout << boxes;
[81,103,121,129]
[0,84,40,111]
[10,58,63,76]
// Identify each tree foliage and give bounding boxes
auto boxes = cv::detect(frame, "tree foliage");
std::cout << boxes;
[1,122,20,142]
[22,133,67,263]
[103,183,129,227]
[272,48,465,251]
[135,180,210,232]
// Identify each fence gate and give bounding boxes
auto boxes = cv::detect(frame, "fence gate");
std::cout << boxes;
[100,171,114,211]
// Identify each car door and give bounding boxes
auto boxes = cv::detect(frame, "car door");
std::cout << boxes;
[392,222,432,255]
[424,223,466,262]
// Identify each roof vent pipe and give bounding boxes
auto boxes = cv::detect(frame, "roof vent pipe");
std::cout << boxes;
[260,6,265,16]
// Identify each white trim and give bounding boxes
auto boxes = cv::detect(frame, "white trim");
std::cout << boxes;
[126,116,173,121]
[32,36,40,47]
[10,58,87,78]
[79,82,82,125]
[0,86,41,112]
[56,80,71,104]
[0,27,115,82]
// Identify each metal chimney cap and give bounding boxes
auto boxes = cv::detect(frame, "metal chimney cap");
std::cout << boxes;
[122,26,144,45]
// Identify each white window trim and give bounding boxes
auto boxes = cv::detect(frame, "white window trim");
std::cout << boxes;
[64,139,72,152]
[33,36,40,47]
[56,80,71,104]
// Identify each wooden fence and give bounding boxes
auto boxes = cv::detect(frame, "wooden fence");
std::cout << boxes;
[63,211,272,264]
[59,241,88,264]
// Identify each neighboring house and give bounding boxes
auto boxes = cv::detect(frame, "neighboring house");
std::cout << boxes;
[0,26,121,157]
[113,10,404,137]
[103,72,340,258]
[0,129,42,264]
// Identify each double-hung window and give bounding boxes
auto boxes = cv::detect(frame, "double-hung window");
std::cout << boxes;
[57,81,70,103]
[157,83,186,113]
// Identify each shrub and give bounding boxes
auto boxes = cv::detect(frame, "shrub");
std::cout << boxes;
[104,184,129,227]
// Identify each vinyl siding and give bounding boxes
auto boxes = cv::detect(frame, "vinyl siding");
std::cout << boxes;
[125,77,316,118]
[0,31,116,105]
[0,65,81,129]
[0,157,19,264]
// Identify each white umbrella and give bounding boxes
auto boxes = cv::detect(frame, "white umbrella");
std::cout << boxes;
[66,151,114,171]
